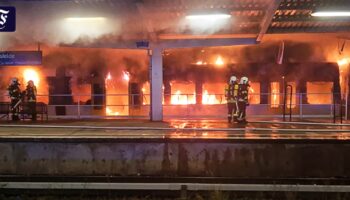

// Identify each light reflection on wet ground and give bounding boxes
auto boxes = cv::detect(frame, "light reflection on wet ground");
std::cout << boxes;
[167,119,350,140]
[0,119,349,140]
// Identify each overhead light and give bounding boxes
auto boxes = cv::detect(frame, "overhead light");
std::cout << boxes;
[65,17,106,22]
[186,14,231,20]
[312,11,350,17]
[61,16,115,43]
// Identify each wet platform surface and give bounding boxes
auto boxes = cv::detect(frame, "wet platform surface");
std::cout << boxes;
[0,118,349,141]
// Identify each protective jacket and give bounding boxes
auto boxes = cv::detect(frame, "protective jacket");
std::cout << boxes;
[238,84,249,103]
[8,83,21,100]
[25,85,37,102]
[225,83,239,103]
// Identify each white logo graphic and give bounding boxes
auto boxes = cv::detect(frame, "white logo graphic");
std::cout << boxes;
[0,9,10,30]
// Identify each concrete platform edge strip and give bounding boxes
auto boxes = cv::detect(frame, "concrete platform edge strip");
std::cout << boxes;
[0,124,350,133]
[251,121,350,126]
[0,182,350,192]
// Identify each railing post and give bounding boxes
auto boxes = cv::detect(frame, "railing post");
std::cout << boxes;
[288,85,292,122]
[131,93,134,118]
[186,94,189,117]
[283,91,286,122]
[283,84,292,122]
[333,90,336,123]
[299,93,303,120]
[346,90,348,120]
[340,97,343,124]
[77,95,81,119]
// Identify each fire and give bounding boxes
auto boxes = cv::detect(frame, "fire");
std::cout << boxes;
[215,56,224,66]
[170,82,196,105]
[337,58,349,67]
[20,67,49,103]
[106,72,112,80]
[171,90,196,105]
[307,82,332,104]
[105,71,129,116]
[337,58,349,99]
[202,83,227,104]
[123,71,130,81]
[106,107,119,116]
[247,82,261,104]
[271,82,280,108]
[141,82,151,105]
[23,68,40,86]
[249,86,255,103]
[202,90,219,105]
[196,61,203,65]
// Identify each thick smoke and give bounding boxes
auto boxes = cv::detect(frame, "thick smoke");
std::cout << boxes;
[163,40,331,84]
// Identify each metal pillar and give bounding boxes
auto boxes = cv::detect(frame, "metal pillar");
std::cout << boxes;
[150,47,163,121]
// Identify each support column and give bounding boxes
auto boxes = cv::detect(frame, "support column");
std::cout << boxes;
[150,47,163,121]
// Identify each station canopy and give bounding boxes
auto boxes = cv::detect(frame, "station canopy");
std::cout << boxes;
[1,0,350,46]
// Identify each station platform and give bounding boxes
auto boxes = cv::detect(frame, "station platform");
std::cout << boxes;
[0,118,349,179]
[0,118,349,142]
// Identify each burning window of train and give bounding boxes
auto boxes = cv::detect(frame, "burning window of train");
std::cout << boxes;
[141,82,150,105]
[170,81,196,105]
[105,71,129,116]
[270,82,280,108]
[249,82,260,104]
[307,82,333,104]
[202,83,226,104]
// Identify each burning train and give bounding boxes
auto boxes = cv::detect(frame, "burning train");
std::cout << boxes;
[0,42,347,118]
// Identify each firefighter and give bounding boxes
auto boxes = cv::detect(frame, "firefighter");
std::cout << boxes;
[225,76,239,123]
[24,80,37,121]
[7,78,22,121]
[237,76,250,123]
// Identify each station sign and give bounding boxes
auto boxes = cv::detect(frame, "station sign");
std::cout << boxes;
[0,51,42,66]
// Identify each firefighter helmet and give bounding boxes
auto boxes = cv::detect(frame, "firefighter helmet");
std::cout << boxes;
[229,76,237,84]
[28,80,34,85]
[240,77,249,84]
[10,77,19,85]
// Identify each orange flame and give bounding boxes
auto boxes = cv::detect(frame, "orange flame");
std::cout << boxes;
[215,56,224,66]
[123,71,130,82]
[106,107,119,116]
[271,82,279,108]
[202,90,219,104]
[171,90,196,105]
[106,72,112,80]
[23,68,40,86]
[196,61,203,65]
[307,82,333,104]
[337,58,349,99]
[105,71,129,116]
[337,58,349,68]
